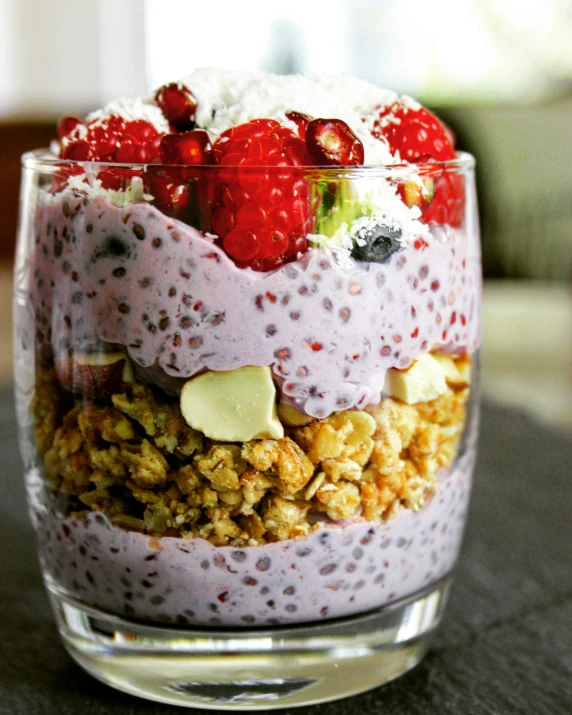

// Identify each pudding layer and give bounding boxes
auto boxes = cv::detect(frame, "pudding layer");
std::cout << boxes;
[33,193,480,418]
[38,444,474,626]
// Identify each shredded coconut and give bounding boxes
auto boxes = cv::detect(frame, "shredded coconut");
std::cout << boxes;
[86,97,170,134]
[180,68,399,165]
[56,69,425,166]
[308,178,428,264]
[62,174,153,207]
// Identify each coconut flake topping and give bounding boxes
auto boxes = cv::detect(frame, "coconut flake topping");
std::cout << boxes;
[181,68,399,165]
[86,97,170,134]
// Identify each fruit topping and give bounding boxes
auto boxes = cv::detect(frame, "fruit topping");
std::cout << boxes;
[61,116,163,163]
[285,110,312,140]
[371,101,464,226]
[350,220,403,264]
[159,130,214,165]
[154,82,198,132]
[54,351,134,400]
[180,366,284,441]
[145,172,192,218]
[57,116,84,138]
[210,119,312,272]
[420,171,465,227]
[384,353,447,404]
[96,167,144,191]
[372,103,455,162]
[306,118,364,166]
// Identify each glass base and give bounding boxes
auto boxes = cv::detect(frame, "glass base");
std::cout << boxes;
[47,576,451,710]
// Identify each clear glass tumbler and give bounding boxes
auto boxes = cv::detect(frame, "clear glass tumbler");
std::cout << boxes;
[14,152,480,709]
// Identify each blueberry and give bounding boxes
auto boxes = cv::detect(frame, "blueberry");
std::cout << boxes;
[90,235,132,263]
[351,223,402,264]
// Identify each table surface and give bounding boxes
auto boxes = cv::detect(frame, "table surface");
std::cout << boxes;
[1,388,571,715]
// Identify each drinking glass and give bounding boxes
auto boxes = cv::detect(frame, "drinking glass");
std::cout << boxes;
[14,151,480,709]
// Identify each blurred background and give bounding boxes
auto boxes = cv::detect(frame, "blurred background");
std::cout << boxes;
[0,0,570,426]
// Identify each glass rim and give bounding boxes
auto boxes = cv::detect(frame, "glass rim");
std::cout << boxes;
[21,148,475,177]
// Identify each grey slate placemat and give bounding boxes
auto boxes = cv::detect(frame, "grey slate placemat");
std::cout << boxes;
[0,386,571,715]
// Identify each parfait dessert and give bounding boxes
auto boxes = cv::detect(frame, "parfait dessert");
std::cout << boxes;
[15,69,480,636]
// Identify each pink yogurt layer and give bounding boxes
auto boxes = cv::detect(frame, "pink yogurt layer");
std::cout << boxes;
[33,192,481,418]
[36,446,475,627]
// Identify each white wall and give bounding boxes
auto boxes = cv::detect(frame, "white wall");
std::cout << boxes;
[0,0,145,118]
[143,0,349,90]
[1,0,571,119]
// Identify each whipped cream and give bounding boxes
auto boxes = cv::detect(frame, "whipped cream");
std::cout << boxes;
[181,68,399,165]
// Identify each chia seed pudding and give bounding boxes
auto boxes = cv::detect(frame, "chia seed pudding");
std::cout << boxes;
[37,446,474,626]
[16,68,481,629]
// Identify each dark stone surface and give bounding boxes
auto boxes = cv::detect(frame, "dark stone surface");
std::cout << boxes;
[0,386,571,714]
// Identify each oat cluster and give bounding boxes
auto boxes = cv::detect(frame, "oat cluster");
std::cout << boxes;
[35,355,470,546]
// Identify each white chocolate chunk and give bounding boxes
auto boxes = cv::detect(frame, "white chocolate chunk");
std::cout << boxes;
[180,366,284,442]
[384,353,448,404]
[432,353,472,389]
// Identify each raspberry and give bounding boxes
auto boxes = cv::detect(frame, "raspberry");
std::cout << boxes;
[49,165,84,194]
[61,116,163,163]
[211,119,312,272]
[371,101,464,226]
[57,116,84,138]
[372,103,455,162]
[421,171,465,227]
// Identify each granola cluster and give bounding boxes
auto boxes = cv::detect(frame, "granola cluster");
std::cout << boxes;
[34,355,470,546]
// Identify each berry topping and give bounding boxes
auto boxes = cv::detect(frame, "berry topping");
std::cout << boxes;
[210,119,312,272]
[61,116,163,163]
[285,111,312,140]
[371,102,464,227]
[154,82,198,132]
[97,167,143,191]
[57,116,84,138]
[146,173,191,216]
[306,119,364,166]
[421,171,465,227]
[372,103,455,162]
[159,130,214,165]
[351,222,402,264]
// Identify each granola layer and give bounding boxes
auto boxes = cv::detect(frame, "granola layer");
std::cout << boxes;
[35,353,470,546]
